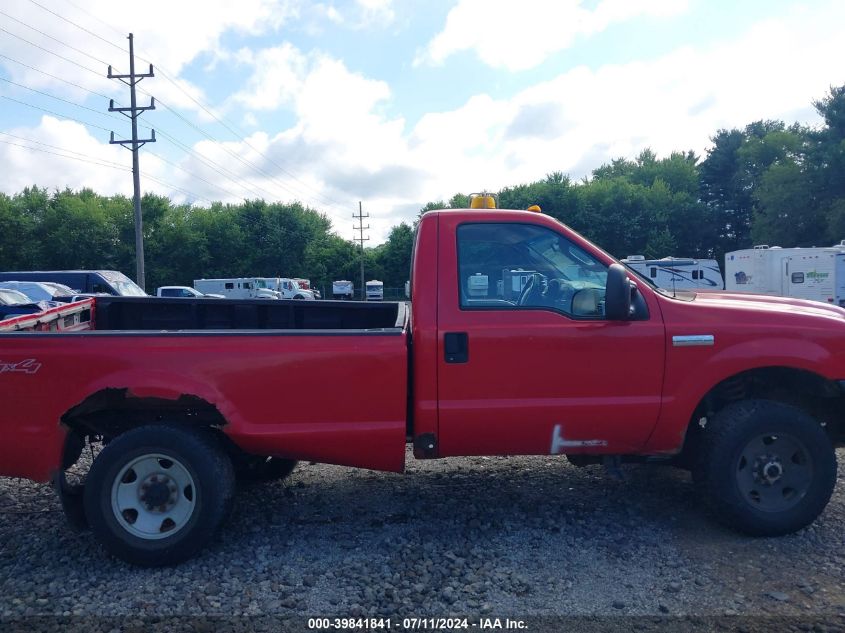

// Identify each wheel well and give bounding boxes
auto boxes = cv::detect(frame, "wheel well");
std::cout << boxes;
[61,388,228,467]
[683,367,845,458]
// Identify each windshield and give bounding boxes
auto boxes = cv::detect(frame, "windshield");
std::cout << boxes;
[0,289,31,306]
[105,272,147,296]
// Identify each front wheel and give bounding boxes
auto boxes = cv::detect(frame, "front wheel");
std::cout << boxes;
[83,426,235,566]
[695,400,837,536]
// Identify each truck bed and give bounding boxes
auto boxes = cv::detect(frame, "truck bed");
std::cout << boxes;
[92,296,406,331]
[0,297,409,482]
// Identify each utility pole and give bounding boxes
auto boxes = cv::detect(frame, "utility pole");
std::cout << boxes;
[353,201,369,300]
[108,33,155,291]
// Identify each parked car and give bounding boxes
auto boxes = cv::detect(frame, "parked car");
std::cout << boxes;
[0,287,57,320]
[0,288,32,306]
[156,286,224,299]
[0,270,146,296]
[0,281,73,302]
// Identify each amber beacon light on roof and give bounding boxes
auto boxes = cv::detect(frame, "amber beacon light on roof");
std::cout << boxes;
[468,192,542,213]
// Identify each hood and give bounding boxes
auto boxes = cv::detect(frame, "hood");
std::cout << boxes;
[690,290,845,321]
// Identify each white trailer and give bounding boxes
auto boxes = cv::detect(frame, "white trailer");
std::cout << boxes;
[365,280,384,301]
[193,278,280,300]
[332,280,354,300]
[725,243,845,306]
[621,256,724,290]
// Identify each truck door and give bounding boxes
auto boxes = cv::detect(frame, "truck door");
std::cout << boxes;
[436,218,666,457]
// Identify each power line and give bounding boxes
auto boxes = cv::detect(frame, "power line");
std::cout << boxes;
[0,137,214,205]
[0,9,118,70]
[150,128,273,201]
[0,59,238,197]
[148,70,347,210]
[0,68,276,201]
[0,131,125,168]
[143,93,320,203]
[11,1,344,211]
[0,138,130,171]
[0,95,114,132]
[24,0,126,54]
[146,150,242,200]
[143,173,214,205]
[0,76,123,124]
[58,0,127,40]
[0,27,109,80]
[0,52,113,100]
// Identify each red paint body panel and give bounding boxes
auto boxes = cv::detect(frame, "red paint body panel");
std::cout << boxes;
[0,332,407,481]
[645,290,845,453]
[434,211,666,456]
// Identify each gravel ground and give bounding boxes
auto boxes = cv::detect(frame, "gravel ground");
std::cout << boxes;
[1,447,845,629]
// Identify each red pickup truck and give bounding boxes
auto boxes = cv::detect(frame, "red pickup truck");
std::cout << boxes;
[2,209,844,566]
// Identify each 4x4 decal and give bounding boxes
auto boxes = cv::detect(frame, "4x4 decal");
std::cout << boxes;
[0,359,42,375]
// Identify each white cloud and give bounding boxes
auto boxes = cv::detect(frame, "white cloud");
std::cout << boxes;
[416,0,689,71]
[3,1,845,246]
[407,2,845,205]
[0,0,300,116]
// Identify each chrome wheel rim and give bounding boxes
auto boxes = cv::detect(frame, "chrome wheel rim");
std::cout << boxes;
[110,453,196,540]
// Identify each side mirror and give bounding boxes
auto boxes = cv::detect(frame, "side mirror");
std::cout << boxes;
[605,263,631,320]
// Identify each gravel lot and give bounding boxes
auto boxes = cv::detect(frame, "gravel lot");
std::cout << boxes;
[1,447,845,630]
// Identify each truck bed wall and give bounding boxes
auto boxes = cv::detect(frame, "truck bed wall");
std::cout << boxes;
[93,296,405,331]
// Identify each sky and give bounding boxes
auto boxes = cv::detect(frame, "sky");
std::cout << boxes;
[1,0,844,244]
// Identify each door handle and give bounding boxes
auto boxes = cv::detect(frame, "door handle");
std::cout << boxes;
[444,332,469,363]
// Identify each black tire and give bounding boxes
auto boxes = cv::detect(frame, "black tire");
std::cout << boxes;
[236,457,298,483]
[83,426,235,566]
[694,399,837,536]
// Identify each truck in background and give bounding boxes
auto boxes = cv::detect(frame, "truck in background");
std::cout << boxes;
[194,278,281,300]
[0,270,147,296]
[253,278,315,300]
[725,242,845,306]
[365,280,384,301]
[332,280,354,300]
[293,278,321,299]
[156,286,224,299]
[621,256,724,290]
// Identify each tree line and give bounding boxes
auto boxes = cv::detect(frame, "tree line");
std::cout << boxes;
[1,85,843,292]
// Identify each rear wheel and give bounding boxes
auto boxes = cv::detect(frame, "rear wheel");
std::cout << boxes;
[695,400,836,536]
[83,426,235,566]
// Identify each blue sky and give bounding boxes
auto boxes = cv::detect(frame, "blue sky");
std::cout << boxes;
[1,0,843,242]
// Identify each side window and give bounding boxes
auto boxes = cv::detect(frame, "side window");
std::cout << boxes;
[792,272,805,284]
[650,267,657,278]
[457,223,609,318]
[244,282,253,290]
[92,283,110,294]
[225,283,234,290]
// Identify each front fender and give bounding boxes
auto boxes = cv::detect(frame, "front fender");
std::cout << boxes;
[644,336,837,454]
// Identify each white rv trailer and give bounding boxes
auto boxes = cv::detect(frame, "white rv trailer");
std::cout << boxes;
[365,280,384,301]
[621,256,724,290]
[725,242,845,306]
[193,278,281,300]
[332,280,354,299]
